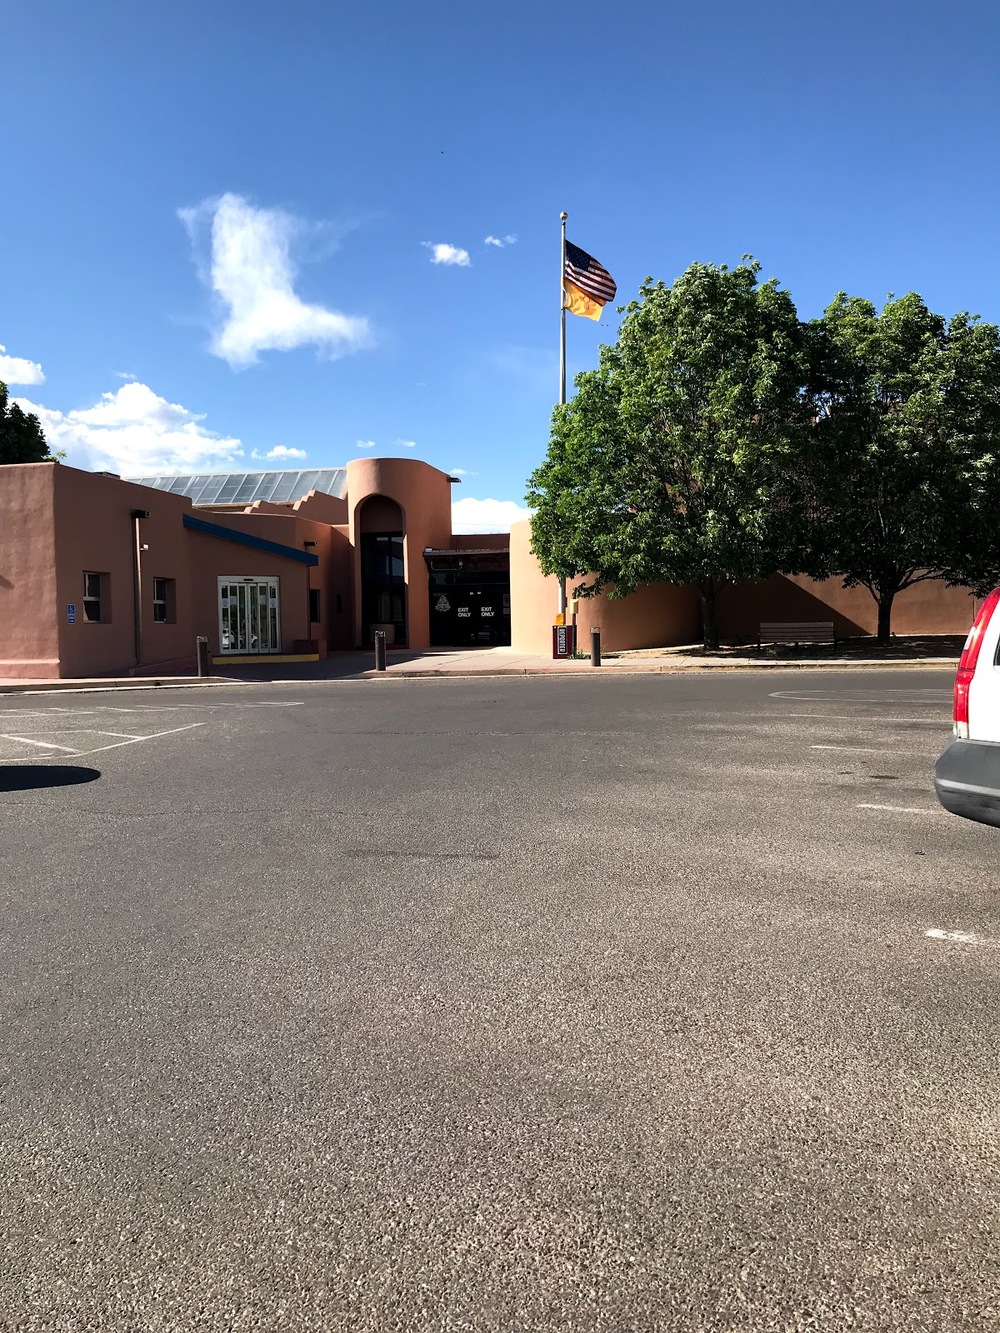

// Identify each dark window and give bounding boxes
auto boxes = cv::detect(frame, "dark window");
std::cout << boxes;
[83,572,105,623]
[361,532,406,645]
[336,593,343,614]
[152,577,176,624]
[309,588,321,623]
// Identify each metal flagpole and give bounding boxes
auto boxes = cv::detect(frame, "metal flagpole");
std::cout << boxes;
[557,211,568,621]
[559,212,567,407]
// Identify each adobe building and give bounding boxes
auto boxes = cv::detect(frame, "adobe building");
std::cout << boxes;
[0,456,979,680]
[0,457,513,679]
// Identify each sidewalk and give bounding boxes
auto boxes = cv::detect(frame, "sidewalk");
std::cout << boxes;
[0,644,960,694]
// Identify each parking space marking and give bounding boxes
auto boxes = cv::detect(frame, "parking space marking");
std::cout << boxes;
[926,928,1000,948]
[811,743,934,755]
[6,722,206,762]
[771,689,947,704]
[1,734,79,753]
[857,803,933,814]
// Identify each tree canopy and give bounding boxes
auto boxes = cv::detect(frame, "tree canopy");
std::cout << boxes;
[527,260,815,648]
[804,293,1000,641]
[528,264,1000,647]
[0,382,49,465]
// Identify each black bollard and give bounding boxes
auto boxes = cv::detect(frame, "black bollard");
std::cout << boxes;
[374,630,387,672]
[196,635,210,677]
[590,627,602,667]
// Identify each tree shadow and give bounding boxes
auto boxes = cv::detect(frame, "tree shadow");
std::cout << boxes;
[0,765,101,792]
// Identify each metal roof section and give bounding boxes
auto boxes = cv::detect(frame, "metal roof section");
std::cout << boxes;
[128,469,348,506]
[182,513,320,564]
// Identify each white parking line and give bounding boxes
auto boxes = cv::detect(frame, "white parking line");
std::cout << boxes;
[857,803,932,814]
[812,744,892,753]
[926,928,1000,947]
[1,734,79,753]
[7,722,205,762]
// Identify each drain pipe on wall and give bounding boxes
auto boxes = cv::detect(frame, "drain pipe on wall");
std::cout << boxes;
[131,509,149,669]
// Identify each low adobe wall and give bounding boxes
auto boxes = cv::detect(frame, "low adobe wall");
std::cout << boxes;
[718,574,977,642]
[510,518,978,652]
[509,520,701,654]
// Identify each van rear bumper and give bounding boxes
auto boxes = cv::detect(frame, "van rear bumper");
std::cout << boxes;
[935,739,1000,828]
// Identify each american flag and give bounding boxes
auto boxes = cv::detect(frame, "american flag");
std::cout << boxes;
[564,240,617,305]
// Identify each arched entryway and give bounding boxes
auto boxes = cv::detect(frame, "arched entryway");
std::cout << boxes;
[358,495,407,645]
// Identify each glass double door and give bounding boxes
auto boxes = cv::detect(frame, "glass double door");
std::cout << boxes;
[219,577,281,654]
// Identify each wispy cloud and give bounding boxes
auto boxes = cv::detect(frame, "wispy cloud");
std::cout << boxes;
[423,242,471,267]
[179,192,374,369]
[451,497,532,533]
[448,467,477,476]
[260,444,307,460]
[395,438,417,449]
[16,381,243,473]
[0,345,45,386]
[115,370,137,381]
[484,234,517,248]
[356,439,377,449]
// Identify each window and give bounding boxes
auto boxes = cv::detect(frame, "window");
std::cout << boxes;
[83,572,105,623]
[152,577,176,624]
[309,588,321,624]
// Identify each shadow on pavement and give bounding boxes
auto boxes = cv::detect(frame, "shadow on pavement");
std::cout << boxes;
[0,765,102,792]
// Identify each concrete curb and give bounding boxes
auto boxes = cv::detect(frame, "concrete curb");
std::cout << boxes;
[359,659,956,680]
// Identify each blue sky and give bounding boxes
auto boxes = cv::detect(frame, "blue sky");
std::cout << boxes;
[3,0,999,530]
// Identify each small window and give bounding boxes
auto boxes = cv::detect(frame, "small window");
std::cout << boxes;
[309,588,321,624]
[83,572,105,623]
[152,577,176,624]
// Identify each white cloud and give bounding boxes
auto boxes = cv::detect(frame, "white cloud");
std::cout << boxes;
[115,370,137,381]
[179,193,374,369]
[484,234,517,248]
[395,438,417,449]
[448,467,477,477]
[451,497,532,533]
[14,381,244,474]
[356,439,377,449]
[423,242,471,267]
[0,345,45,386]
[265,444,307,460]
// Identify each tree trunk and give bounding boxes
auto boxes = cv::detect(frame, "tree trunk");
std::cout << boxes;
[698,580,720,651]
[875,589,896,646]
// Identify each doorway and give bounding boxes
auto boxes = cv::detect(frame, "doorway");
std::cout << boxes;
[218,577,281,654]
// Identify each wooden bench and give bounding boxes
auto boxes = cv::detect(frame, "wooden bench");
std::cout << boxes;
[758,621,836,648]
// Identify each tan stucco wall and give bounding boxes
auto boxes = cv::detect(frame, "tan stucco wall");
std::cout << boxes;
[718,574,977,641]
[510,518,976,651]
[346,457,454,649]
[509,519,701,654]
[0,463,60,677]
[51,464,199,678]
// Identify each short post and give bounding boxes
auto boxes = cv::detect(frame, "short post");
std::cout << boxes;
[590,627,602,667]
[196,635,209,677]
[374,629,387,672]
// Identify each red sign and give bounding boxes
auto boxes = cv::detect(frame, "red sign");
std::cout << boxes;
[552,624,576,659]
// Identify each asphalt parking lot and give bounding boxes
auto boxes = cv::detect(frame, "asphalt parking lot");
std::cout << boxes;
[2,670,999,1332]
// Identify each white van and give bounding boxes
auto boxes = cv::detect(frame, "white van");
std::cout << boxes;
[935,589,1000,827]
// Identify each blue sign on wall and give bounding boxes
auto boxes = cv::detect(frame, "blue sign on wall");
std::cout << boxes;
[67,604,76,624]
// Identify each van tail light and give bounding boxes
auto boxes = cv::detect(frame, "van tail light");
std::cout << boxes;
[954,589,1000,738]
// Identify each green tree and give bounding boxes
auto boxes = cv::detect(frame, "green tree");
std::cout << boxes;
[0,381,49,464]
[805,293,1000,643]
[527,260,812,649]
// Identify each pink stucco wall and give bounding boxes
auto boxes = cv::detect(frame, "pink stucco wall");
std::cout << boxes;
[510,517,978,652]
[347,457,454,649]
[0,463,60,677]
[509,519,702,654]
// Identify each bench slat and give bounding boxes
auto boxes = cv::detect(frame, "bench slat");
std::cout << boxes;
[758,620,835,646]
